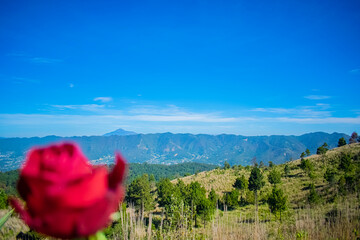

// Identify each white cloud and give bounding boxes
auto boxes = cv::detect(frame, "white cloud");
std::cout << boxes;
[94,97,113,103]
[51,104,105,112]
[69,83,74,88]
[304,95,331,100]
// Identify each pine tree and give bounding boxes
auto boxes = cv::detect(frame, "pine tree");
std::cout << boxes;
[233,175,248,191]
[305,149,311,156]
[267,187,287,221]
[208,188,218,209]
[284,164,290,177]
[187,181,207,227]
[268,161,274,168]
[317,142,329,155]
[308,183,320,205]
[197,197,213,226]
[300,158,313,174]
[157,178,174,207]
[224,161,230,170]
[324,168,336,185]
[339,153,353,173]
[268,168,282,185]
[338,137,347,147]
[126,174,154,212]
[223,190,240,209]
[248,166,265,212]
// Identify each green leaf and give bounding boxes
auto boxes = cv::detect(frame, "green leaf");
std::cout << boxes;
[88,231,107,240]
[0,208,14,229]
[110,212,120,221]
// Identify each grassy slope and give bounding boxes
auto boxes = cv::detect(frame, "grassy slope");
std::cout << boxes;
[174,143,360,204]
[170,143,360,239]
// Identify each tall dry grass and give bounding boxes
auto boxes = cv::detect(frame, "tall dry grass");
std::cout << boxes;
[108,194,359,240]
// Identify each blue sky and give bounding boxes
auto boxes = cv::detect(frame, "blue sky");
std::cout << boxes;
[0,0,359,137]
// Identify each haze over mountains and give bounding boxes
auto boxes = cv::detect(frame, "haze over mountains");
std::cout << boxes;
[0,129,348,172]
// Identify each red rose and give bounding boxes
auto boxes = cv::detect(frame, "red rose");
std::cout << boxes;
[10,142,127,239]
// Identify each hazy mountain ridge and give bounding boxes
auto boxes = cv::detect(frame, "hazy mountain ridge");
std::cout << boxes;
[0,132,349,171]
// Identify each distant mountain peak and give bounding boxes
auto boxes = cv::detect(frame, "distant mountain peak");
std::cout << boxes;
[103,128,137,136]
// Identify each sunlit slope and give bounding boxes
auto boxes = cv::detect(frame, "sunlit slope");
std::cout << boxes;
[173,143,360,206]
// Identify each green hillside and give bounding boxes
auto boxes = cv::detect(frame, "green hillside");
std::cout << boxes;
[1,143,360,239]
[175,142,360,201]
[167,142,360,239]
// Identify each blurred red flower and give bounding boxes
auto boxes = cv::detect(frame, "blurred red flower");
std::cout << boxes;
[10,142,127,239]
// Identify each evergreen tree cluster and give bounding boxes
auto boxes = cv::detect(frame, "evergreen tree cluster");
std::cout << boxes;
[316,142,329,155]
[126,175,218,229]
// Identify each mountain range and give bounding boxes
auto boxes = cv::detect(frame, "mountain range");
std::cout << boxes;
[0,131,349,172]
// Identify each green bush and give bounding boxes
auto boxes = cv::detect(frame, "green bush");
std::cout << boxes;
[308,183,320,205]
[0,189,8,209]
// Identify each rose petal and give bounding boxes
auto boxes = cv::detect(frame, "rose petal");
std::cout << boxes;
[22,143,92,181]
[108,153,127,190]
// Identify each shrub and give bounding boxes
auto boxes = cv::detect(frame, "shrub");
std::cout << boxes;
[324,168,337,185]
[284,164,290,177]
[0,189,8,209]
[300,158,313,174]
[339,153,353,173]
[268,168,282,185]
[308,183,320,205]
[233,175,248,190]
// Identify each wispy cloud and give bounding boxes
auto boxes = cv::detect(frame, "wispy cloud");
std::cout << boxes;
[51,104,105,112]
[274,116,360,124]
[69,83,74,88]
[252,108,293,114]
[28,57,63,64]
[94,97,113,103]
[1,114,359,128]
[251,105,332,118]
[7,52,63,64]
[349,68,360,74]
[129,114,240,123]
[304,95,331,100]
